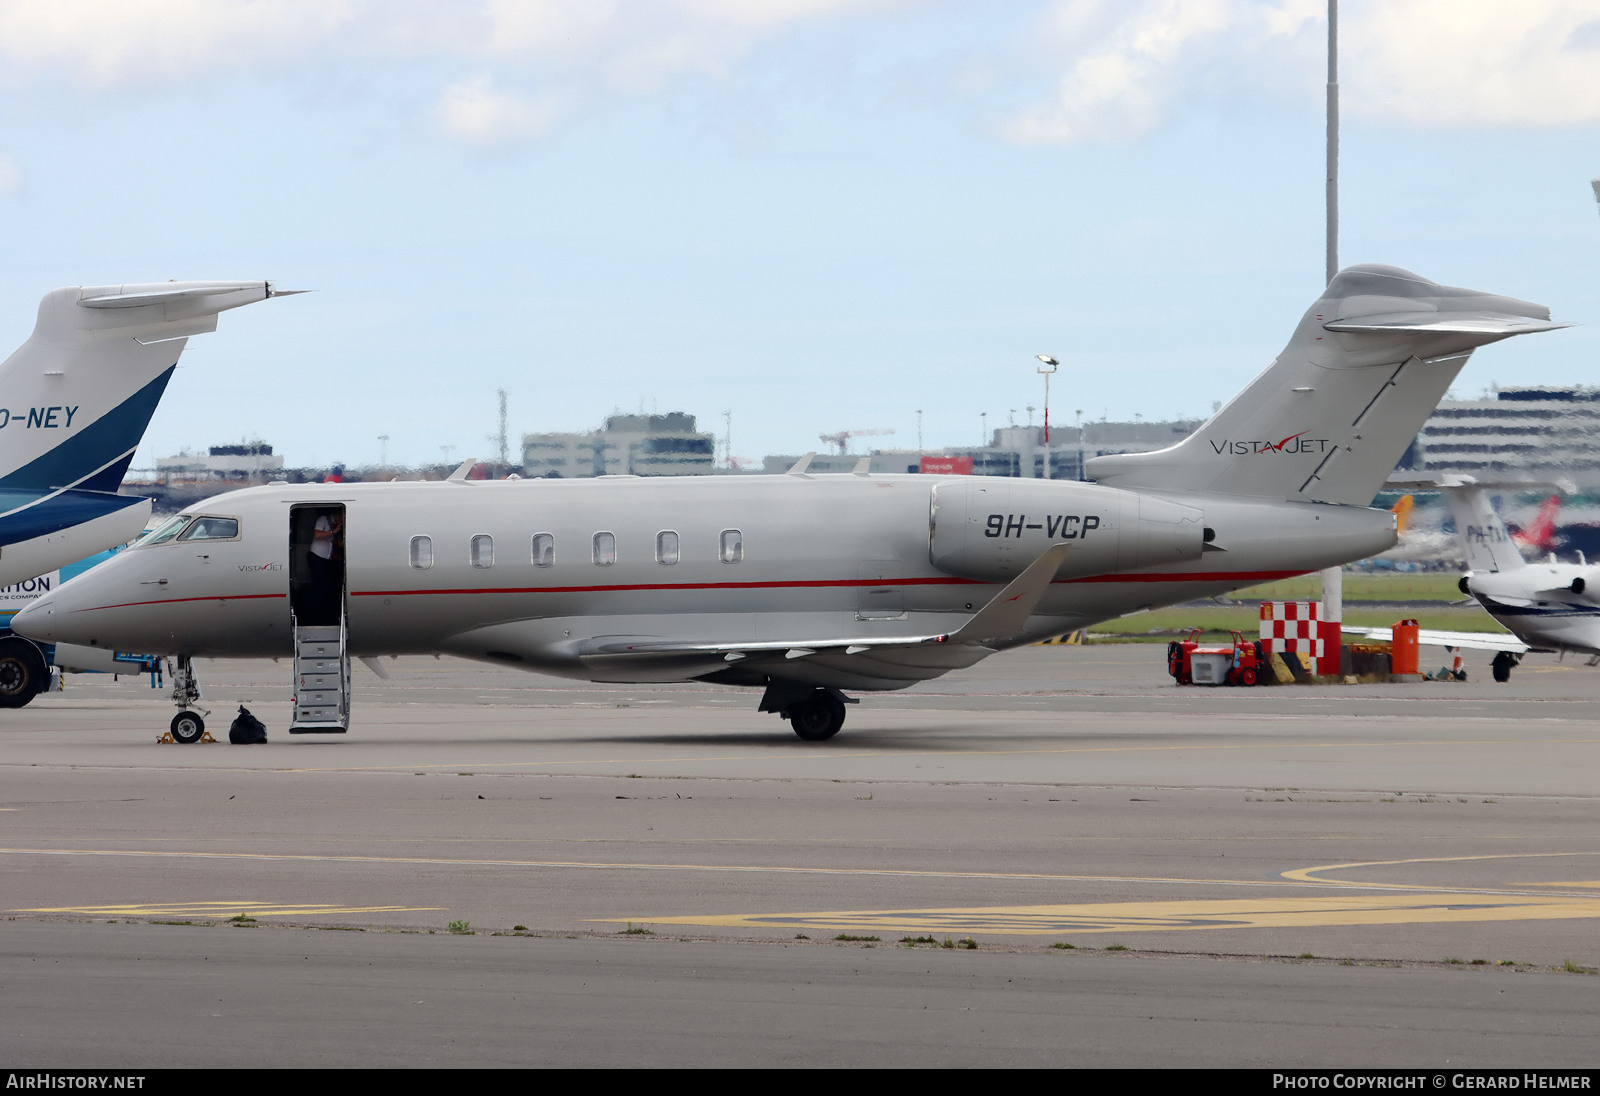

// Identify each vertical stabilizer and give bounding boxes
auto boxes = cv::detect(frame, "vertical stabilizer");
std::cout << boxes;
[1085,266,1565,505]
[0,282,279,492]
[0,281,289,585]
[1444,485,1526,574]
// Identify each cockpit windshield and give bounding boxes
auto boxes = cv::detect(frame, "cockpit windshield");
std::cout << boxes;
[135,515,193,548]
[177,516,239,541]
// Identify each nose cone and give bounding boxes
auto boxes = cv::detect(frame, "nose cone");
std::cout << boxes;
[9,552,131,646]
[11,586,70,643]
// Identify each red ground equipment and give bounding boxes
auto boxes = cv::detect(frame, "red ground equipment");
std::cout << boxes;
[1169,629,1263,687]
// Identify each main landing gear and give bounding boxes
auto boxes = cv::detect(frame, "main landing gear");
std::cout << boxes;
[785,690,847,741]
[1490,650,1521,684]
[167,656,209,744]
[0,636,48,709]
[760,682,853,741]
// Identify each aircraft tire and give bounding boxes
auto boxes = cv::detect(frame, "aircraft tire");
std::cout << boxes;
[1491,652,1515,683]
[788,691,845,741]
[170,711,206,744]
[0,637,48,709]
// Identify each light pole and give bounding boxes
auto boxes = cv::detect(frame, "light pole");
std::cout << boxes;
[1036,355,1058,480]
[1074,409,1084,480]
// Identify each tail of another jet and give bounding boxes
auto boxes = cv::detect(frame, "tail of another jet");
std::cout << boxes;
[1391,494,1415,535]
[1442,484,1528,574]
[1086,265,1565,505]
[0,281,291,584]
[1512,494,1562,556]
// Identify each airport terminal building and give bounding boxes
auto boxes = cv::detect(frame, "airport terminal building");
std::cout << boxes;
[1403,385,1600,488]
[522,413,717,478]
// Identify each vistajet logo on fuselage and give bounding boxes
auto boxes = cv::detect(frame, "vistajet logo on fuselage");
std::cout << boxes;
[1209,431,1332,456]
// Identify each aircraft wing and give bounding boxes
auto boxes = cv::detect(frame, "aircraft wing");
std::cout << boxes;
[576,543,1076,682]
[1343,625,1532,654]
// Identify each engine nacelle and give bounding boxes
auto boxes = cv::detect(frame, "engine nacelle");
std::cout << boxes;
[929,478,1205,582]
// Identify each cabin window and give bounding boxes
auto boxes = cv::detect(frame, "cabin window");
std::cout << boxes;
[177,516,239,541]
[410,535,433,570]
[656,531,679,565]
[719,529,743,564]
[137,515,192,547]
[593,531,616,566]
[471,534,494,569]
[532,533,554,567]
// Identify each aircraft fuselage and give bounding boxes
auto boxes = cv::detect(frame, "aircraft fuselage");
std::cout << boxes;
[16,475,1395,690]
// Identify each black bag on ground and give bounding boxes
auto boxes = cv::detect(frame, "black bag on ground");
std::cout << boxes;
[228,705,268,744]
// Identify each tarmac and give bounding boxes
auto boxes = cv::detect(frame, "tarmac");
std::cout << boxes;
[3,643,1598,1067]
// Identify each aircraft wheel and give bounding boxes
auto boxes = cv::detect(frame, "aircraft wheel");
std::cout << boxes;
[0,637,48,709]
[170,711,206,744]
[1491,652,1515,683]
[788,691,845,742]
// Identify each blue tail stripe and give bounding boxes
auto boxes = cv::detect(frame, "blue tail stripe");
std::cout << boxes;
[0,365,176,492]
[0,488,145,545]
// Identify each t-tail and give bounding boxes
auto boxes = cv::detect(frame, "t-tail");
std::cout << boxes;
[0,281,294,584]
[1085,265,1565,504]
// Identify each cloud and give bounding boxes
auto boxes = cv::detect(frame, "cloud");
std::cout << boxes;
[0,0,899,142]
[5,1,1599,149]
[1002,0,1242,145]
[436,76,562,144]
[0,0,362,86]
[1349,0,1600,128]
[1001,0,1600,145]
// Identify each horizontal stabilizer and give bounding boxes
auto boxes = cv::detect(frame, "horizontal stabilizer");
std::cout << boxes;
[79,282,292,308]
[1385,473,1578,495]
[1324,313,1569,336]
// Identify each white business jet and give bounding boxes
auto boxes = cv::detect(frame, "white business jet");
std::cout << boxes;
[0,280,292,706]
[13,265,1564,740]
[1352,476,1600,681]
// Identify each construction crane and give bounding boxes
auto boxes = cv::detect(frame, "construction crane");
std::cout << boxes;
[819,428,895,455]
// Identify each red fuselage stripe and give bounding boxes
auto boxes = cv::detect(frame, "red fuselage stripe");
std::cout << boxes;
[72,570,1308,614]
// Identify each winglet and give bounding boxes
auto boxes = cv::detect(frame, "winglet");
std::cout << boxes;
[447,458,478,481]
[786,452,815,476]
[949,542,1073,647]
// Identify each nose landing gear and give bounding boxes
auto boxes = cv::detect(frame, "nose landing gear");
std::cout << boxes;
[165,656,210,744]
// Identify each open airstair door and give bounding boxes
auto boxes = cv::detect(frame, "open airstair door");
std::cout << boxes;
[288,504,349,733]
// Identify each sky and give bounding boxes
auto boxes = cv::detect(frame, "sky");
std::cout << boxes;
[2,0,1599,472]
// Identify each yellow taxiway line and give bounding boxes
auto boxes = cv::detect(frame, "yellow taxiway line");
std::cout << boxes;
[608,893,1600,935]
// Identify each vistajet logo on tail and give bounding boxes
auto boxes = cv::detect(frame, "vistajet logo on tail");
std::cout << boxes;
[1210,431,1332,456]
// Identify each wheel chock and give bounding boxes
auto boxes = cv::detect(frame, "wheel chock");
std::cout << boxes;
[157,731,218,744]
